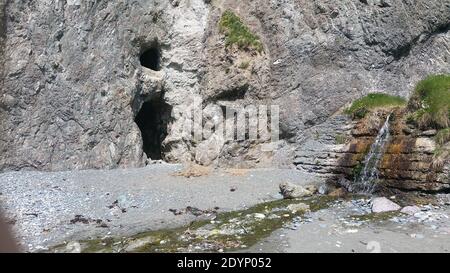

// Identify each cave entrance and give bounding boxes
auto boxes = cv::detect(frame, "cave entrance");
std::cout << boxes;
[140,45,161,71]
[135,97,172,160]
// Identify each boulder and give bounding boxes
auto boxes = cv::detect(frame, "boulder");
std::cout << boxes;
[371,197,401,213]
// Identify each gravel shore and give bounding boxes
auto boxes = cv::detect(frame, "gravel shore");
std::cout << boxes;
[0,164,319,252]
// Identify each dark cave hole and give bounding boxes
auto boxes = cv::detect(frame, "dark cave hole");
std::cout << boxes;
[135,98,172,160]
[140,45,161,71]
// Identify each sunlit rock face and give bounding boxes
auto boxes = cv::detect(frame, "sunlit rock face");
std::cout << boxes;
[295,109,450,192]
[0,0,449,171]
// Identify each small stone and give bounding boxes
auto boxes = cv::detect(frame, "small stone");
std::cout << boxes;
[420,129,437,136]
[65,241,81,253]
[400,206,421,215]
[125,236,156,252]
[410,233,424,239]
[371,197,401,213]
[402,127,413,135]
[379,0,392,8]
[346,229,359,233]
[279,182,314,199]
[287,203,310,213]
[254,213,266,219]
[267,214,281,219]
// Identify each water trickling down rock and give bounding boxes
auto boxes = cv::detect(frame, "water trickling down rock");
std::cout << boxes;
[351,114,391,194]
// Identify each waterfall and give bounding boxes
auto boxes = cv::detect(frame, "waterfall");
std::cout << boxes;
[351,114,391,194]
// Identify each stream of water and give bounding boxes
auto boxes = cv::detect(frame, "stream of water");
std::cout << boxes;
[352,114,391,194]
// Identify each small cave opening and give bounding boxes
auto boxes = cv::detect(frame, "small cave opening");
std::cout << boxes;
[140,45,161,71]
[135,97,172,160]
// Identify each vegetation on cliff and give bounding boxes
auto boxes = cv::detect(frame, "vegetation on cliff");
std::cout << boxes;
[433,145,450,169]
[345,93,406,119]
[405,74,450,168]
[219,10,263,53]
[436,128,450,146]
[433,128,450,169]
[345,76,450,174]
[408,75,450,129]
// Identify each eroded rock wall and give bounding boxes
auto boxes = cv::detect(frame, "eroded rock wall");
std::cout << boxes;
[379,110,449,192]
[0,0,449,171]
[295,110,450,192]
[0,0,209,170]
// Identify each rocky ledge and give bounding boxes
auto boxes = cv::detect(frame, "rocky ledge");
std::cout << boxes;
[295,109,449,193]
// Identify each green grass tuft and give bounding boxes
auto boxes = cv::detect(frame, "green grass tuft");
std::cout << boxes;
[345,93,407,119]
[219,10,263,53]
[408,75,450,129]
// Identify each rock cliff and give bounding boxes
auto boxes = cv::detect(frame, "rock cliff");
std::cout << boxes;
[295,109,449,192]
[0,0,449,171]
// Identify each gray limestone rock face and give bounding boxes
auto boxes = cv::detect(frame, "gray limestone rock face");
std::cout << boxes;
[0,0,208,170]
[0,0,449,171]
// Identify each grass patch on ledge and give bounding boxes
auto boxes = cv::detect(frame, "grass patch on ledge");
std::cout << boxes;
[408,75,450,129]
[219,10,263,53]
[345,93,407,119]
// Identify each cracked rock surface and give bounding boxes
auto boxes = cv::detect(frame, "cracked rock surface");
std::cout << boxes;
[0,0,449,171]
